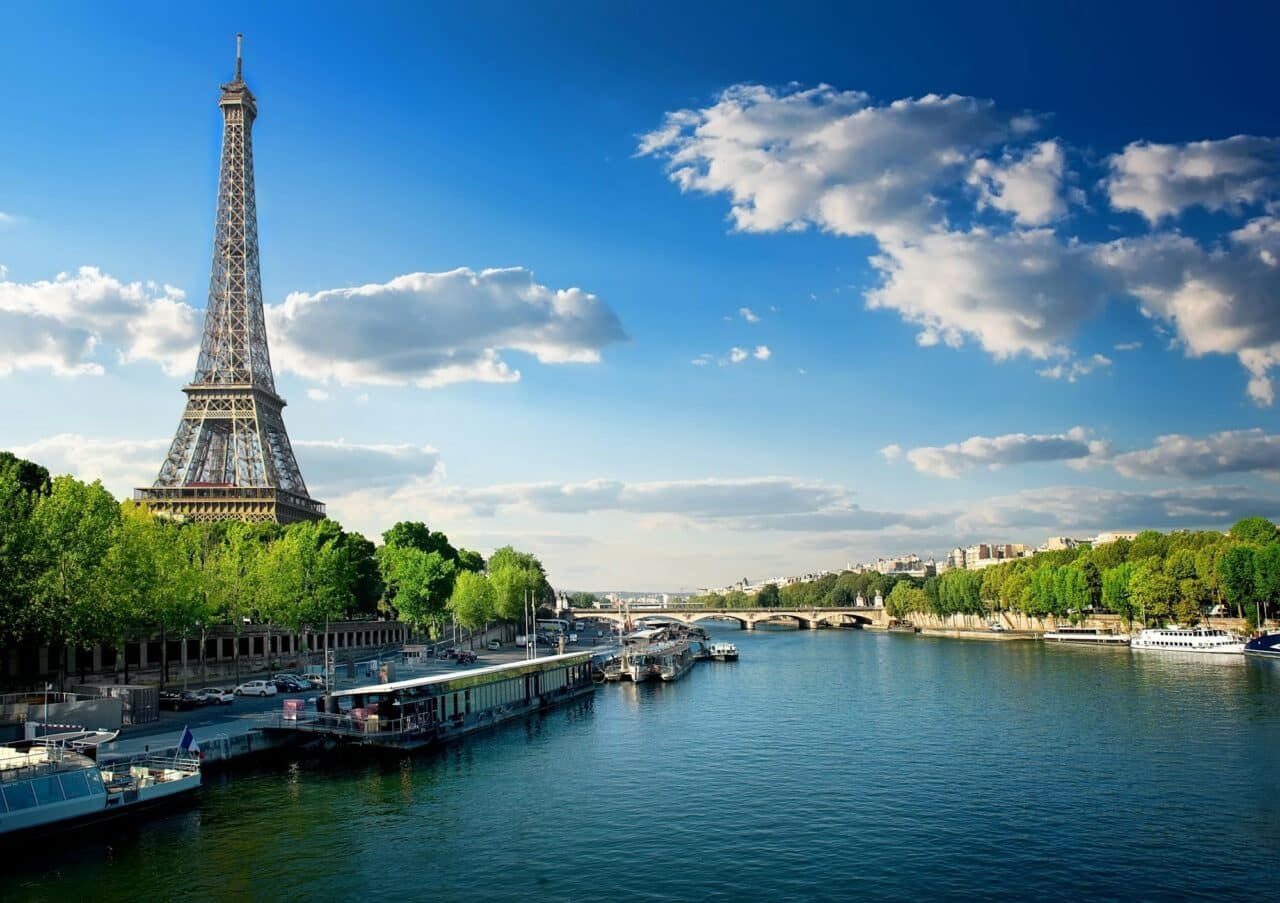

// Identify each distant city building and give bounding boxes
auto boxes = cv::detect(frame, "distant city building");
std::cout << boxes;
[1092,531,1140,545]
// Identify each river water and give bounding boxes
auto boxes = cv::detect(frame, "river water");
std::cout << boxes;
[8,627,1280,901]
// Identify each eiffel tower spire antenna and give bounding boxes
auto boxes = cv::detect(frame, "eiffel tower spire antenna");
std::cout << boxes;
[137,39,324,524]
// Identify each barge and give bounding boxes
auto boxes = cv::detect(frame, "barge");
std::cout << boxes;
[264,651,597,751]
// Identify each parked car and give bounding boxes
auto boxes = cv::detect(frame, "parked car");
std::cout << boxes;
[234,680,277,697]
[272,674,308,692]
[160,690,201,711]
[302,674,326,689]
[195,687,234,705]
[487,640,502,650]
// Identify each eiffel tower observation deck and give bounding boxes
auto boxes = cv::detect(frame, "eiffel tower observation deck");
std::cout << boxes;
[137,36,323,524]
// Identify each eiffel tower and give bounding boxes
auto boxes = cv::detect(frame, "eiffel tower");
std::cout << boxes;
[137,36,323,524]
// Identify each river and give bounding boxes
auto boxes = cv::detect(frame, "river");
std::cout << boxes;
[7,626,1280,900]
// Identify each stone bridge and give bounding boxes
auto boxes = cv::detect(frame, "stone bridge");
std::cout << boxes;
[570,606,889,631]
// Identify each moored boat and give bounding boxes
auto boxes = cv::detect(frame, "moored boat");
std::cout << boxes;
[1043,626,1129,645]
[0,740,200,838]
[886,619,920,634]
[1130,627,1245,654]
[1244,632,1280,659]
[708,642,739,661]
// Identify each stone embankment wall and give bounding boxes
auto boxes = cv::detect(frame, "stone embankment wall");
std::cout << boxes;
[900,611,1251,635]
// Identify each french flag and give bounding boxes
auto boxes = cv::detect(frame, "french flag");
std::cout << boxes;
[179,726,202,759]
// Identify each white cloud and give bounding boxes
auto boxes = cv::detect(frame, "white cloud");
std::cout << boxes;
[9,433,442,509]
[270,267,626,389]
[0,212,17,225]
[867,228,1110,359]
[1114,340,1142,351]
[1099,218,1280,405]
[738,306,761,323]
[0,267,198,377]
[1037,352,1111,382]
[1109,428,1280,480]
[891,426,1107,478]
[639,84,1032,242]
[728,347,748,364]
[1105,136,1280,223]
[753,345,772,360]
[306,388,330,401]
[968,139,1076,225]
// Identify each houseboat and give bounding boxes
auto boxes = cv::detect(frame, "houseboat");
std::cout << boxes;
[1130,627,1246,654]
[271,651,598,750]
[1244,632,1280,659]
[0,740,200,838]
[1043,626,1130,645]
[708,642,739,661]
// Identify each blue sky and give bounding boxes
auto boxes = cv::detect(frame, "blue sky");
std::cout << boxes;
[3,1,1279,590]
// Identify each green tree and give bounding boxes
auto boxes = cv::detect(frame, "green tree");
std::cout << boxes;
[378,543,451,633]
[1216,545,1258,618]
[755,583,780,607]
[448,570,497,632]
[0,453,49,644]
[1129,561,1177,625]
[1102,563,1136,624]
[1229,516,1278,546]
[886,581,926,618]
[1253,542,1280,626]
[1129,530,1170,562]
[1175,577,1210,627]
[27,476,121,684]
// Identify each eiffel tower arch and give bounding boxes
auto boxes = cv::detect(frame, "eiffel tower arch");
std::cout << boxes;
[137,36,323,525]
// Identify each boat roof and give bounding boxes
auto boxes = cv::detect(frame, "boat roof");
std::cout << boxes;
[328,650,594,699]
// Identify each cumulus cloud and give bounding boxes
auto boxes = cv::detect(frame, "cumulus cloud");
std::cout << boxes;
[753,345,772,360]
[269,267,626,389]
[1037,352,1111,382]
[868,228,1110,359]
[738,306,761,323]
[0,267,198,377]
[1109,428,1280,480]
[639,84,1033,242]
[642,84,1280,405]
[890,426,1107,478]
[1114,341,1142,351]
[968,139,1077,225]
[1099,218,1280,404]
[306,388,329,401]
[10,433,443,505]
[956,483,1280,535]
[0,265,625,392]
[1105,136,1280,223]
[728,347,749,364]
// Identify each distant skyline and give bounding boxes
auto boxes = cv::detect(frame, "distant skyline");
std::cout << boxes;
[3,2,1279,590]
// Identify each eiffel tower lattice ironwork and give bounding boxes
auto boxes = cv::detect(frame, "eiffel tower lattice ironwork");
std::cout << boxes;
[137,36,323,524]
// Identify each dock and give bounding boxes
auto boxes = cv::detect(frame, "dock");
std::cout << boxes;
[262,651,597,751]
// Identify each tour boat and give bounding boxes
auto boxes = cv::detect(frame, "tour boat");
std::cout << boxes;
[1043,626,1130,645]
[708,642,739,661]
[1130,627,1246,654]
[1243,632,1280,659]
[0,740,201,838]
[886,620,920,634]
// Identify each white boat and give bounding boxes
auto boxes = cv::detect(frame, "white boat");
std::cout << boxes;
[1043,626,1130,645]
[0,740,200,838]
[1130,627,1246,654]
[708,642,739,661]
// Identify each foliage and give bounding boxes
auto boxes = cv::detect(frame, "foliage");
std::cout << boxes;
[449,571,496,630]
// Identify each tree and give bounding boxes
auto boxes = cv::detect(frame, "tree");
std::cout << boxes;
[755,583,780,607]
[1129,561,1177,625]
[1102,563,1136,624]
[1216,545,1258,618]
[449,571,496,632]
[1229,517,1278,546]
[1253,542,1280,626]
[886,581,925,618]
[1175,577,1210,627]
[27,476,121,684]
[339,531,383,615]
[456,549,485,574]
[0,453,49,644]
[1129,530,1169,562]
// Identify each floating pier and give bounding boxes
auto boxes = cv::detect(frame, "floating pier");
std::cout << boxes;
[263,651,597,751]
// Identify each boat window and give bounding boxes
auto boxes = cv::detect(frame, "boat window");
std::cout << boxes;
[31,775,64,804]
[2,780,38,811]
[59,770,91,799]
[84,769,103,790]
